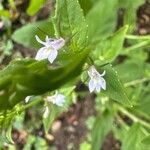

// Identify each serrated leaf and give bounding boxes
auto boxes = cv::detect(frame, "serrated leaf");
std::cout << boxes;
[27,0,46,16]
[91,110,114,150]
[100,64,131,106]
[0,49,89,110]
[93,26,128,65]
[52,0,88,50]
[12,20,54,49]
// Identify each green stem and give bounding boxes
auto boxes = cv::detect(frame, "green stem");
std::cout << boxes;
[126,35,150,40]
[122,40,150,54]
[116,104,150,129]
[24,97,43,110]
[124,78,149,87]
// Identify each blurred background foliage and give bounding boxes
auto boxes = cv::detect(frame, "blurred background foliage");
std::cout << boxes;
[0,0,150,149]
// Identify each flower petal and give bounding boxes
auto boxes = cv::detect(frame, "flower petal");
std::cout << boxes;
[35,47,49,60]
[88,79,95,93]
[95,82,101,92]
[50,38,65,50]
[35,35,46,45]
[55,94,65,107]
[100,77,106,90]
[48,49,58,63]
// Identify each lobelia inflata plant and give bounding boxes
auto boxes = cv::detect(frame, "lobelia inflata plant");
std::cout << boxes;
[35,35,65,63]
[34,35,106,117]
[88,66,106,93]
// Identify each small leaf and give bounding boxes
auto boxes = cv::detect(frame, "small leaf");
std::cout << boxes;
[91,110,114,150]
[27,0,46,16]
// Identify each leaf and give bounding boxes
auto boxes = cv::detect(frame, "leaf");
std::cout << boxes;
[115,59,146,83]
[86,0,118,43]
[91,110,114,150]
[78,0,94,15]
[12,20,54,49]
[80,141,91,150]
[100,64,131,106]
[142,135,150,145]
[0,49,89,110]
[26,0,46,16]
[121,123,148,150]
[119,0,145,32]
[43,105,59,133]
[52,0,88,50]
[93,25,128,65]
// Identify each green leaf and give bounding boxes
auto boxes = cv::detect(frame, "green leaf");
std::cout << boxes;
[119,0,145,32]
[80,141,91,150]
[121,123,148,150]
[43,105,59,133]
[52,0,88,50]
[142,135,150,145]
[100,64,131,106]
[0,49,89,110]
[12,20,54,49]
[115,59,146,83]
[86,0,118,42]
[26,0,46,16]
[0,10,11,18]
[93,26,128,65]
[91,110,114,150]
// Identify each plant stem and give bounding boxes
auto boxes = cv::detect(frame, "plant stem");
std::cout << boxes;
[126,35,150,40]
[116,104,150,129]
[24,97,43,110]
[124,78,149,87]
[122,40,150,54]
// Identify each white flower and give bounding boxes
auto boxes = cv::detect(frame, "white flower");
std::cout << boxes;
[45,92,65,107]
[35,35,65,63]
[88,66,106,93]
[43,106,50,118]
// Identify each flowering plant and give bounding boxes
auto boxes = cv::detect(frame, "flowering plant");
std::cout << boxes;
[0,0,150,149]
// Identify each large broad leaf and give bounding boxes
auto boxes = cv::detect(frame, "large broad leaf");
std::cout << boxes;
[12,20,54,49]
[121,124,148,150]
[93,26,128,65]
[52,0,88,50]
[0,49,89,110]
[86,0,118,43]
[100,64,131,106]
[26,0,46,16]
[91,110,114,150]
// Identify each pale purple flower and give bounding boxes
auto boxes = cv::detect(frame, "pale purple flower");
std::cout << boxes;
[35,35,65,63]
[45,92,65,107]
[88,66,106,93]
